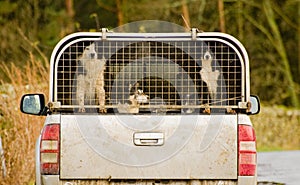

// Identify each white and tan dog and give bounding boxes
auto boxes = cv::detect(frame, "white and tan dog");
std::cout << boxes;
[76,43,106,113]
[200,51,220,100]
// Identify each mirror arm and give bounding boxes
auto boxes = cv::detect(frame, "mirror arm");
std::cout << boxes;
[246,101,251,113]
[40,106,49,116]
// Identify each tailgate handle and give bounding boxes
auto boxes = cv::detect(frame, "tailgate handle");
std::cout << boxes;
[133,132,164,146]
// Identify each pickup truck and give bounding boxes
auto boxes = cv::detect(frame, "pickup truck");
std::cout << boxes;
[20,21,260,185]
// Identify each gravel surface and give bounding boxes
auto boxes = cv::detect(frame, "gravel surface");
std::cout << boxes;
[257,150,300,185]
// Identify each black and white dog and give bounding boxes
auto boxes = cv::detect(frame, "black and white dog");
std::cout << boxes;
[76,43,106,113]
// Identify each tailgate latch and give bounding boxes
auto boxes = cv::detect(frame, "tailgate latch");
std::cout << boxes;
[133,132,164,146]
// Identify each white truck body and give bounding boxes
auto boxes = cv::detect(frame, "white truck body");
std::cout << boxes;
[20,21,260,185]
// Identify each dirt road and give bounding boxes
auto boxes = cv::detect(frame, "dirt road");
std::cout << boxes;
[257,150,300,185]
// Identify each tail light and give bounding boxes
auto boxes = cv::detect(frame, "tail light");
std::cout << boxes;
[238,124,256,176]
[40,124,60,175]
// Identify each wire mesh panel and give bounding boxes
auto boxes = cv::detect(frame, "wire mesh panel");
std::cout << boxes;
[54,37,244,114]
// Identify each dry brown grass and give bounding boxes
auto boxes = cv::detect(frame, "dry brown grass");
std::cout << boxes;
[0,54,48,185]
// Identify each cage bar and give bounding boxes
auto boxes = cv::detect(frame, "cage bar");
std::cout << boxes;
[51,33,246,114]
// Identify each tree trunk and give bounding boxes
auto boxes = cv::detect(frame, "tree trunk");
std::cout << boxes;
[65,0,75,34]
[218,0,226,32]
[237,1,243,39]
[65,0,74,18]
[218,0,226,33]
[116,0,124,26]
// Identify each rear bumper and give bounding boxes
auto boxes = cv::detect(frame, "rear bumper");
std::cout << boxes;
[40,177,256,185]
[60,179,237,185]
[238,176,257,185]
[40,177,238,185]
[41,175,59,185]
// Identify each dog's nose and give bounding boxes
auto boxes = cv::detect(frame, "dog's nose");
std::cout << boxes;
[204,53,211,60]
[90,53,95,58]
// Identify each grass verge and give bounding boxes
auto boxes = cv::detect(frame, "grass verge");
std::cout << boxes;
[252,105,300,151]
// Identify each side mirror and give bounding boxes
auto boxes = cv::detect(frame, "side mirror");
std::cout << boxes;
[248,95,260,115]
[20,94,46,116]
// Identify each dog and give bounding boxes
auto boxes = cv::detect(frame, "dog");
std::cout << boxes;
[76,43,106,113]
[200,51,220,100]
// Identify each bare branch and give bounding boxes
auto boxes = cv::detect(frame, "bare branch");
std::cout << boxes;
[181,0,191,29]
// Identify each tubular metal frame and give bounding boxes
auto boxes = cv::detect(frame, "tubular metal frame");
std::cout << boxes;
[49,31,250,113]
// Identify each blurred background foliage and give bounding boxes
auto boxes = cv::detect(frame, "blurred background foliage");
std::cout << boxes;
[0,0,299,108]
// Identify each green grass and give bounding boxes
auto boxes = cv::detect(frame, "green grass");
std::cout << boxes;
[252,104,300,152]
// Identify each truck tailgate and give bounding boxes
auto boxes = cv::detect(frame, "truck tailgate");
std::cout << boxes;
[60,114,237,179]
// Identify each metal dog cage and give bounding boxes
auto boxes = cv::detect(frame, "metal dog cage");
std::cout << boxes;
[49,29,249,114]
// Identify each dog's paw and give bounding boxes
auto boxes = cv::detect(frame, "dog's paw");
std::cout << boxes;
[78,107,86,113]
[99,108,107,113]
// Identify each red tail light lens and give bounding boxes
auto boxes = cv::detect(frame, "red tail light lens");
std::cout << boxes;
[238,124,256,176]
[40,124,60,175]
